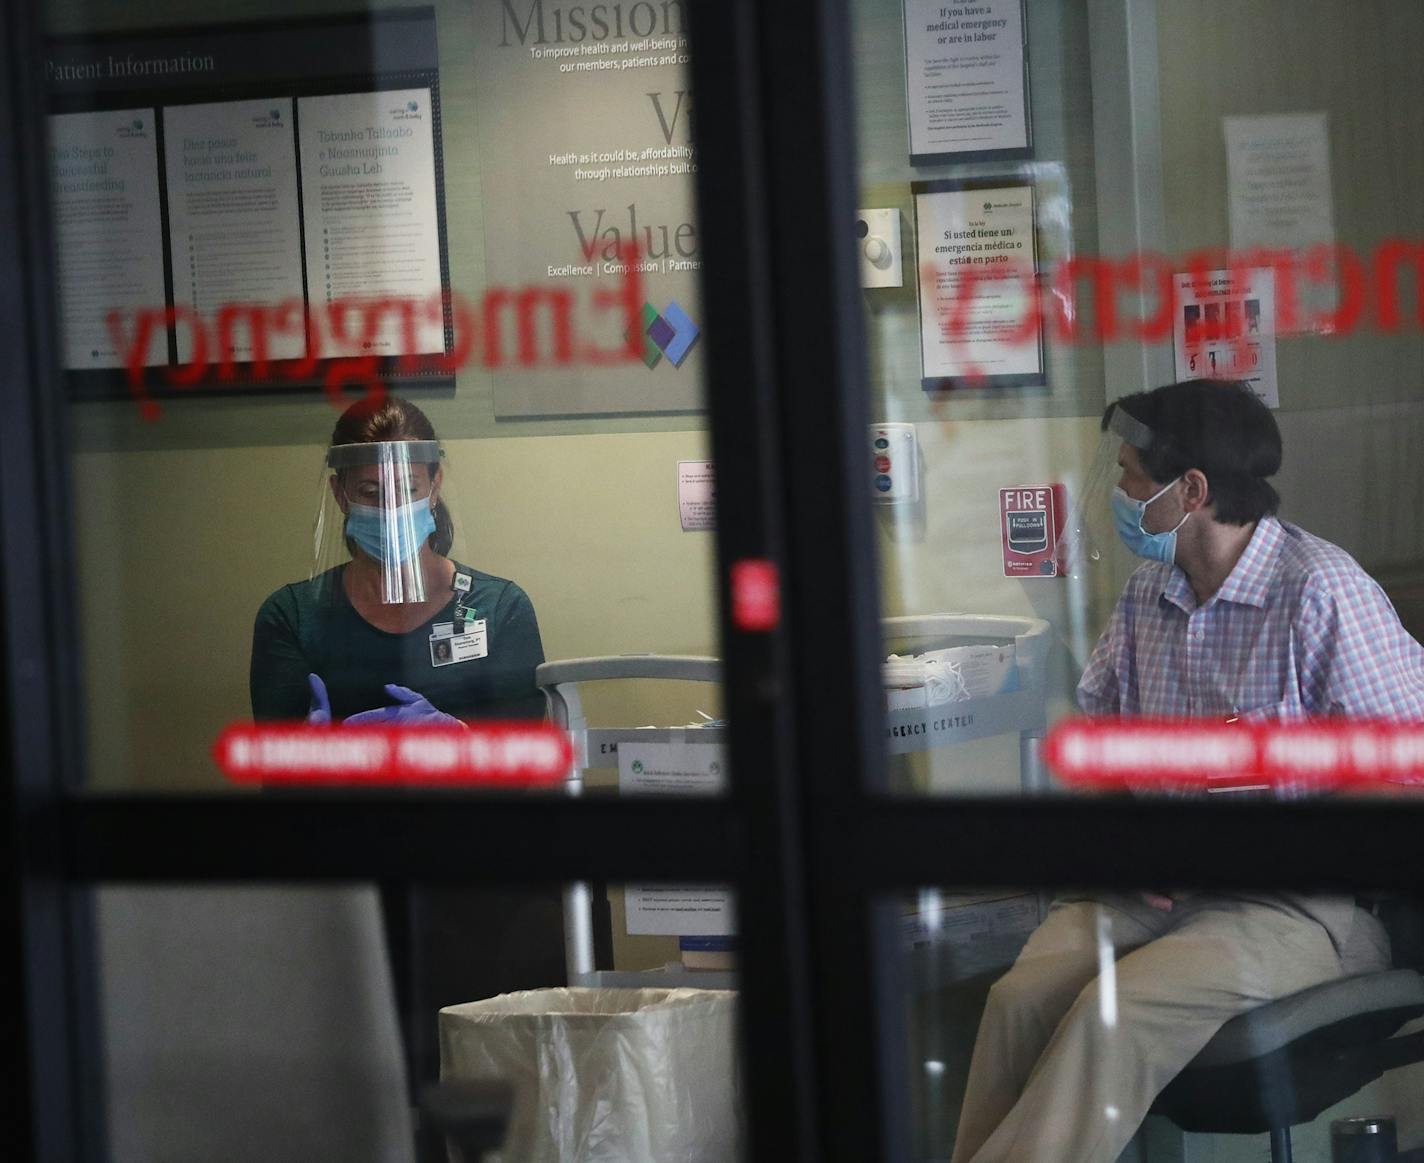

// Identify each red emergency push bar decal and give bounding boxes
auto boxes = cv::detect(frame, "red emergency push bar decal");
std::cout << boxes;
[730,558,781,632]
[214,723,572,788]
[1046,718,1424,792]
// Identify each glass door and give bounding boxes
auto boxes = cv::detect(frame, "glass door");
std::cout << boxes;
[734,0,1424,1159]
[1,0,824,1159]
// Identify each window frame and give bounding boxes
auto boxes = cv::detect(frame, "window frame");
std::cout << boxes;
[5,2,1424,1163]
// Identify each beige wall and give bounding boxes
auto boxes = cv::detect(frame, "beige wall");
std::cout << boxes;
[1157,0,1424,591]
[74,431,719,792]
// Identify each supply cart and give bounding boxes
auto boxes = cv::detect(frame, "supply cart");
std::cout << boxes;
[880,614,1052,793]
[537,654,727,987]
[536,614,1053,988]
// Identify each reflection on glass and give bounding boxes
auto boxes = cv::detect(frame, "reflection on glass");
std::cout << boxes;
[97,881,741,1162]
[858,0,1424,802]
[875,381,1424,800]
[899,887,1424,1162]
[44,1,720,793]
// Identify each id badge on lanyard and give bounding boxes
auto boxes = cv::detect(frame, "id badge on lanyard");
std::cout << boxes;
[430,571,488,667]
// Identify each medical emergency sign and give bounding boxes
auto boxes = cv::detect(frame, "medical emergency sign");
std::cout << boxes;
[999,485,1067,578]
[214,722,572,787]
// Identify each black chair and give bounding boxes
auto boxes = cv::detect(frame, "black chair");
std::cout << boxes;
[420,1080,514,1163]
[1151,899,1424,1163]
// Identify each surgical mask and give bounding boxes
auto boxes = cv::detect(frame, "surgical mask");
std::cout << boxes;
[1111,478,1188,563]
[345,496,437,564]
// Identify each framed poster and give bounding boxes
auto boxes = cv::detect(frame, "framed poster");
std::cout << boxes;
[470,1,703,418]
[903,0,1032,165]
[1172,267,1279,408]
[913,178,1043,391]
[49,109,168,371]
[45,8,455,406]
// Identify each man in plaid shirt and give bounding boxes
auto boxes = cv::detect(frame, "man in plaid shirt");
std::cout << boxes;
[953,380,1424,1163]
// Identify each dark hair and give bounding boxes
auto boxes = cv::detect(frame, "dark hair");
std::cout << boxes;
[331,395,455,555]
[1102,379,1281,525]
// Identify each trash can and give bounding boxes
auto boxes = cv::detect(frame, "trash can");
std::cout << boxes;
[1332,1117,1398,1163]
[439,987,740,1163]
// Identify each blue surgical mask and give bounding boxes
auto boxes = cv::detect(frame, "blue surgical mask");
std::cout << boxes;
[1111,478,1188,563]
[345,496,437,564]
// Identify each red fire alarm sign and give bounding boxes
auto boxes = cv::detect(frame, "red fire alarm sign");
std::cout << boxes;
[1000,485,1067,578]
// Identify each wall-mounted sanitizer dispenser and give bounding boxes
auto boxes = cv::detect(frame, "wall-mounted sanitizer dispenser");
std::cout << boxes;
[856,208,903,289]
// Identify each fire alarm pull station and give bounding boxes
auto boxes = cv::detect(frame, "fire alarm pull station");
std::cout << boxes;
[1000,485,1067,578]
[870,423,919,503]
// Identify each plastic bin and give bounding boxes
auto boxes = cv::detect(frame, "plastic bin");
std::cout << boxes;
[439,987,740,1163]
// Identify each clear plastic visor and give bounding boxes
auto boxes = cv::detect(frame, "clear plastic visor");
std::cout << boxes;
[311,439,450,605]
[1063,405,1156,581]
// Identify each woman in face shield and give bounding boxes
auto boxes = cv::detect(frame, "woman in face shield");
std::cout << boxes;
[249,395,545,725]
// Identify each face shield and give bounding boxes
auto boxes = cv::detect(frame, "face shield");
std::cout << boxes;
[1062,403,1158,587]
[312,439,451,604]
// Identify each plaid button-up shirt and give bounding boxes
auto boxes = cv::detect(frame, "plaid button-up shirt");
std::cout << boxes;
[1078,516,1424,724]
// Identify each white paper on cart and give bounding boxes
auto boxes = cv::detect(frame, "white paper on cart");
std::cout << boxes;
[617,740,726,796]
[618,740,733,937]
[625,886,736,937]
[883,643,1018,709]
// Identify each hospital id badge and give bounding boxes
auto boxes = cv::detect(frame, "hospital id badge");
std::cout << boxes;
[430,619,487,667]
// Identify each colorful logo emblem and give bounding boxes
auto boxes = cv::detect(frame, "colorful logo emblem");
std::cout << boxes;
[636,300,700,369]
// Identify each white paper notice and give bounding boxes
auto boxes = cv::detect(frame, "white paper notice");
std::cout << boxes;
[625,885,736,937]
[619,740,732,935]
[916,184,1041,382]
[1173,268,1278,408]
[1225,113,1335,334]
[677,460,716,532]
[1225,113,1335,252]
[904,0,1028,159]
[48,109,166,369]
[617,740,726,796]
[298,88,444,356]
[164,99,305,363]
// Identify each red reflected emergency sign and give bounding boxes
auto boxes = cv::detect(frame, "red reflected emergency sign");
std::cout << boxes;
[1046,718,1424,792]
[214,722,572,787]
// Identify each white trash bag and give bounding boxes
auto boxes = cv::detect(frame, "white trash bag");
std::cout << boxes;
[439,987,741,1163]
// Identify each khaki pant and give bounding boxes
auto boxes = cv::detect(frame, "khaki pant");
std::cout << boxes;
[950,894,1390,1163]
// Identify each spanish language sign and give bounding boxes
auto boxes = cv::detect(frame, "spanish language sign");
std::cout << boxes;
[164,99,306,363]
[914,180,1043,388]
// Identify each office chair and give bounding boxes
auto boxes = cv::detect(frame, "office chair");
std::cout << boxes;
[99,885,417,1163]
[1150,899,1424,1163]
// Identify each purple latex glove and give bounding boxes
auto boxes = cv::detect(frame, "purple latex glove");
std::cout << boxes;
[306,673,331,725]
[344,684,465,728]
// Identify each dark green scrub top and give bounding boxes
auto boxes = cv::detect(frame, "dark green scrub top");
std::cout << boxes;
[250,562,545,722]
